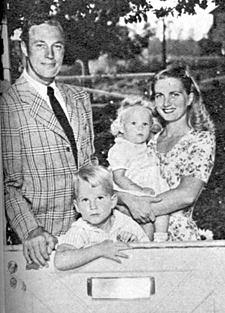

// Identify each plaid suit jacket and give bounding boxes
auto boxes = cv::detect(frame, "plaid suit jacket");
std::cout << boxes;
[0,74,95,241]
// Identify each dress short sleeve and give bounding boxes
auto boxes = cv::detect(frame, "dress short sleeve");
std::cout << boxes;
[107,139,131,171]
[184,131,215,183]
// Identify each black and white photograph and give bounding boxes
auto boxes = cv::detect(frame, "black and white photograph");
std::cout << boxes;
[1,0,225,312]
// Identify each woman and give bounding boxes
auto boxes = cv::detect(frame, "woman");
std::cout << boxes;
[117,65,216,241]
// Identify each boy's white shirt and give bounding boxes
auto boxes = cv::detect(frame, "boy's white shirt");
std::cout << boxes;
[57,210,149,248]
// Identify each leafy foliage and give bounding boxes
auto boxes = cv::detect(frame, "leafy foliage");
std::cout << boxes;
[4,0,222,72]
[5,0,217,35]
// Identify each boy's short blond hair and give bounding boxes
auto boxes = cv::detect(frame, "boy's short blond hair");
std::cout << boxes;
[73,165,114,199]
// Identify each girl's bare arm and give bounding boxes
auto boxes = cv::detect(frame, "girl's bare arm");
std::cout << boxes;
[113,169,155,195]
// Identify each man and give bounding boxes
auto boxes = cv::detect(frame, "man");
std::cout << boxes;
[0,13,95,268]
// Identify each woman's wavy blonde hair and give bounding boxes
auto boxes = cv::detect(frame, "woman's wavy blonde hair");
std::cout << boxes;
[150,65,215,134]
[110,96,154,137]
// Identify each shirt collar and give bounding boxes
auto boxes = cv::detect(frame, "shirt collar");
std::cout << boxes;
[72,211,116,233]
[23,69,56,99]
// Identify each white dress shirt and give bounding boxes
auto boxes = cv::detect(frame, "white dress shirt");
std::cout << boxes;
[23,70,70,120]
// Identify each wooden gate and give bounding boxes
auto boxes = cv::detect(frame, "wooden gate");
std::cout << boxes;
[4,241,225,313]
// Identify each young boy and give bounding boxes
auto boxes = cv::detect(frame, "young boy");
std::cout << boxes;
[54,165,149,270]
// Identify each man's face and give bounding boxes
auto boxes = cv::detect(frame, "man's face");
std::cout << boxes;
[21,23,65,85]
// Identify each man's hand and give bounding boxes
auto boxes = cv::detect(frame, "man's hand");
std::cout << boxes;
[23,227,58,268]
[98,240,130,263]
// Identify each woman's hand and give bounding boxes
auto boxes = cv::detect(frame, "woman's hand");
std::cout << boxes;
[117,191,161,224]
[141,187,156,196]
[129,197,158,223]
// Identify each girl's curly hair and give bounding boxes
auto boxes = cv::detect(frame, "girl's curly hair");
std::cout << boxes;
[110,95,154,137]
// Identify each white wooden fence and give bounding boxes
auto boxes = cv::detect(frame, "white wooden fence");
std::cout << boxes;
[56,72,225,101]
[4,241,225,313]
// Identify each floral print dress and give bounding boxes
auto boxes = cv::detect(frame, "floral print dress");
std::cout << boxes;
[148,129,216,241]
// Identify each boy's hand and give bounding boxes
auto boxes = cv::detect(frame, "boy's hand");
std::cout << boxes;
[117,232,138,243]
[98,240,130,263]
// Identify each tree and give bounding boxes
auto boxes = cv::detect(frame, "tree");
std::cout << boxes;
[198,38,222,56]
[2,0,224,77]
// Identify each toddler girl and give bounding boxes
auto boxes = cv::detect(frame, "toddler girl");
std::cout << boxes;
[107,97,169,241]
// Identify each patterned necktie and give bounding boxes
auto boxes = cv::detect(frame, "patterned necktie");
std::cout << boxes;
[47,86,78,167]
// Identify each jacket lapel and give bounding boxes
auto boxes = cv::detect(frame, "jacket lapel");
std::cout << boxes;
[17,76,69,142]
[57,83,79,141]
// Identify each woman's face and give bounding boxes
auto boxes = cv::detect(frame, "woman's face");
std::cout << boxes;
[154,77,192,124]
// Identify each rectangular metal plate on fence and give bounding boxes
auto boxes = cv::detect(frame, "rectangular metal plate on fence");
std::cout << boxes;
[87,276,155,299]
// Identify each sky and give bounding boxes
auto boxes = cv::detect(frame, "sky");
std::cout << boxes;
[123,0,216,41]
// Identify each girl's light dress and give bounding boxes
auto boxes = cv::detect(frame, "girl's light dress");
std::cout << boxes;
[107,137,169,197]
[148,129,216,241]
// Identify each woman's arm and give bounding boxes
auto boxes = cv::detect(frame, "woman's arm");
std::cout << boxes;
[151,131,215,216]
[54,240,130,271]
[116,191,160,223]
[116,176,203,223]
[113,169,155,195]
[151,176,204,217]
[117,131,215,223]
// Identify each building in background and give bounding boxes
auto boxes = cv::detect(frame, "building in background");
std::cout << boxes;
[207,5,225,55]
